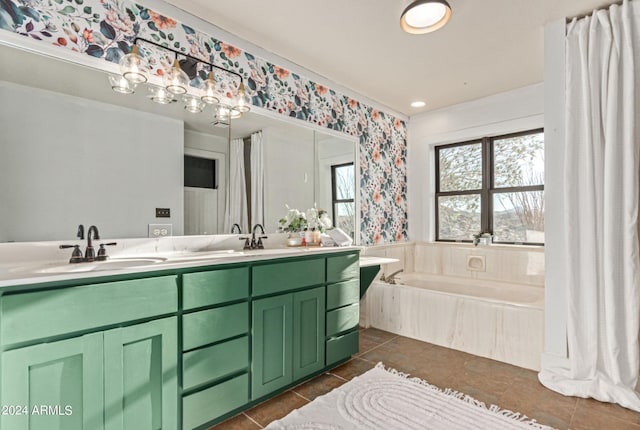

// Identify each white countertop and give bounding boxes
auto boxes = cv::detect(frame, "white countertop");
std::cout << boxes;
[358,256,400,267]
[0,245,365,289]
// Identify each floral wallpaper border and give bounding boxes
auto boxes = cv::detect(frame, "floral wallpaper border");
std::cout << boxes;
[0,0,408,244]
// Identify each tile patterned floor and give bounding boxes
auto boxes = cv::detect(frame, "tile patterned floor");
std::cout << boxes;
[209,328,640,430]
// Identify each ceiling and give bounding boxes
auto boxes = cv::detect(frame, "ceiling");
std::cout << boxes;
[163,0,618,116]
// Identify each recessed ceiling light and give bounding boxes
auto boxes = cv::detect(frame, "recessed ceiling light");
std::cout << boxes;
[411,101,426,108]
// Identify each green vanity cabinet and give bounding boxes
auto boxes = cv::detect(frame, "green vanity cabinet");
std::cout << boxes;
[1,333,104,430]
[1,317,178,430]
[251,286,326,400]
[325,254,360,365]
[251,293,293,399]
[103,317,178,430]
[181,267,251,430]
[0,249,362,430]
[293,287,326,380]
[0,275,179,430]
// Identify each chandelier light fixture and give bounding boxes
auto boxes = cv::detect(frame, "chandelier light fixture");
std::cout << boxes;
[400,0,452,34]
[112,37,250,122]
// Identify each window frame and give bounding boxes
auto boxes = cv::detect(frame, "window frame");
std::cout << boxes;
[331,162,355,235]
[435,128,544,245]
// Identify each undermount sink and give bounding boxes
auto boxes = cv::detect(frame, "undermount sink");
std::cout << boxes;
[36,257,168,274]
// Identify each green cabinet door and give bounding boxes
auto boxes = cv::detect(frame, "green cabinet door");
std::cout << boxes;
[1,333,104,430]
[251,294,293,400]
[293,287,325,380]
[104,317,178,430]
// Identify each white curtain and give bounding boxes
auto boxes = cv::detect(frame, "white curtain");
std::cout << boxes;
[250,131,264,228]
[539,0,640,411]
[223,138,248,234]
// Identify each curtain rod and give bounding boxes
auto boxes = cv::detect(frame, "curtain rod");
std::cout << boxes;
[566,0,624,22]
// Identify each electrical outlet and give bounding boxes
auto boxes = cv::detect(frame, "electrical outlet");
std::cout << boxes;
[156,208,171,218]
[149,224,172,238]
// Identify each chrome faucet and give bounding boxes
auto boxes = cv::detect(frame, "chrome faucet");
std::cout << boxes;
[231,223,242,234]
[240,224,268,250]
[61,225,116,263]
[84,225,100,262]
[381,269,403,284]
[251,224,268,249]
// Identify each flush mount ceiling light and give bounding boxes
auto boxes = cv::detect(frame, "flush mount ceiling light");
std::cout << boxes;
[400,0,452,34]
[411,100,426,108]
[113,37,250,122]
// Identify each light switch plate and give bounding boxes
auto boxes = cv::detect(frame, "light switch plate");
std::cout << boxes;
[149,224,172,238]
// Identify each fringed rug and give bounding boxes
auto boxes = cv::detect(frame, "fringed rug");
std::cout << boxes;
[265,363,557,430]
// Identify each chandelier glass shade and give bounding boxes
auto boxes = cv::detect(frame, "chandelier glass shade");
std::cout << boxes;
[164,59,189,95]
[201,71,220,105]
[119,44,149,83]
[113,37,250,123]
[148,85,175,105]
[109,75,136,94]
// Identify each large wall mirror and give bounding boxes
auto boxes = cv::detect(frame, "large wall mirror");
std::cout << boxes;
[0,43,357,243]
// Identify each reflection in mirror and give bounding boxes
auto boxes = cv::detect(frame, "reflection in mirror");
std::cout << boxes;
[224,113,355,236]
[0,43,356,242]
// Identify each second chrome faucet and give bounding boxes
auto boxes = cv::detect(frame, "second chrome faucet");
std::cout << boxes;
[239,224,268,250]
[60,224,116,263]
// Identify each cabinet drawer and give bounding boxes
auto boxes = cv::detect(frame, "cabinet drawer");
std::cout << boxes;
[183,336,249,391]
[327,252,359,283]
[182,373,249,430]
[326,330,359,365]
[252,258,324,297]
[326,279,360,310]
[182,267,249,310]
[182,303,248,351]
[1,275,178,346]
[326,303,359,337]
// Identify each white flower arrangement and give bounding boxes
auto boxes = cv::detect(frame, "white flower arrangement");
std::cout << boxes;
[278,205,332,233]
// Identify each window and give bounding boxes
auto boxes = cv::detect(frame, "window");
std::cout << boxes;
[184,155,217,189]
[435,129,544,245]
[331,163,355,239]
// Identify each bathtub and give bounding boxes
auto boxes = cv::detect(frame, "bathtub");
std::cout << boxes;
[392,272,543,308]
[364,272,544,370]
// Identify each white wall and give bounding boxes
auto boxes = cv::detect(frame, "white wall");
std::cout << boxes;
[407,83,544,242]
[542,19,569,363]
[0,80,184,242]
[262,126,315,232]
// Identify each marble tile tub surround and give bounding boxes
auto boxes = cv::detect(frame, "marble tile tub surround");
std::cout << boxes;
[365,280,544,370]
[359,242,545,370]
[415,242,544,287]
[361,241,544,287]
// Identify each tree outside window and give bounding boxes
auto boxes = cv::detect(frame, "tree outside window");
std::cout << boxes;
[436,129,544,245]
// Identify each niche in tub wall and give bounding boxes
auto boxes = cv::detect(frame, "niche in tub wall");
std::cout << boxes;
[414,242,544,286]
